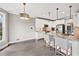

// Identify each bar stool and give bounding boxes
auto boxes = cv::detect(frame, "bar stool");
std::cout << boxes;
[49,35,55,48]
[54,36,72,56]
[44,34,56,55]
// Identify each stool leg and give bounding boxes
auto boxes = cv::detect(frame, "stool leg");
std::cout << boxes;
[55,45,57,55]
[70,46,72,56]
[66,47,69,56]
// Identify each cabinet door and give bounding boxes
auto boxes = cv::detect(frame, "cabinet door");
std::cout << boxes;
[77,13,79,27]
[73,13,79,27]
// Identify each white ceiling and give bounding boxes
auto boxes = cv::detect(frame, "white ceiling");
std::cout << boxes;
[0,3,79,19]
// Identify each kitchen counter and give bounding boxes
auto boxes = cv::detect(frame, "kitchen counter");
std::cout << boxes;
[47,33,79,56]
[46,32,74,40]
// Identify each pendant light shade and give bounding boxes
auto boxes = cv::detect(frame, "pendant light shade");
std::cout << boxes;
[20,3,30,20]
[20,13,30,20]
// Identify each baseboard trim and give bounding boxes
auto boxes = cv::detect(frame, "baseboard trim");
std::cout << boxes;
[9,39,36,44]
[37,38,44,41]
[0,44,9,51]
[9,38,44,45]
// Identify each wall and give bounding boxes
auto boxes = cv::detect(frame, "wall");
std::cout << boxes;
[0,8,9,49]
[9,13,36,43]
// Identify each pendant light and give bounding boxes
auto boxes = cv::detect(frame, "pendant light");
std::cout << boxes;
[56,8,59,20]
[20,3,30,20]
[68,5,73,23]
[69,5,72,19]
[48,12,50,18]
[48,11,51,21]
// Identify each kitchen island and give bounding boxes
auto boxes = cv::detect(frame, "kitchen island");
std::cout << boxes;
[44,32,79,56]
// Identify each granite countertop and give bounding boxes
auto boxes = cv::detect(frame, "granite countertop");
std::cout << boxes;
[50,33,76,41]
[36,31,79,41]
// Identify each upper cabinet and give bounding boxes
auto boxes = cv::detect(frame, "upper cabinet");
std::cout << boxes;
[73,13,79,39]
[73,13,79,27]
[35,18,55,32]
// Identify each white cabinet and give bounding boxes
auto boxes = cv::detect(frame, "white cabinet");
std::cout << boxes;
[73,13,79,27]
[72,40,79,56]
[35,32,44,40]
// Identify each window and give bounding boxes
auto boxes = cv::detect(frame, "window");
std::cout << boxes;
[0,15,3,40]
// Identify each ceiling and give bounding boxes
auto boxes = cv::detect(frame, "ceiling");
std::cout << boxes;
[0,3,79,20]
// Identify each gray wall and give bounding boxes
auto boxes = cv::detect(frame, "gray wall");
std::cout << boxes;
[9,13,36,43]
[0,8,36,49]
